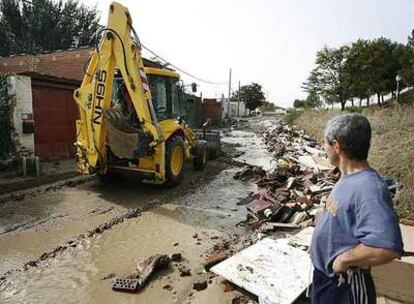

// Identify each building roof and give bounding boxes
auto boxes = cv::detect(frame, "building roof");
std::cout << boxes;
[0,47,169,81]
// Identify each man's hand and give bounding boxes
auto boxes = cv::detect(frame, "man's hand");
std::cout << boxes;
[332,252,350,273]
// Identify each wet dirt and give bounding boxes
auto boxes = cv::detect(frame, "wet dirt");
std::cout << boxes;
[0,118,278,304]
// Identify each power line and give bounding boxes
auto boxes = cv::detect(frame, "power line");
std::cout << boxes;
[141,43,228,86]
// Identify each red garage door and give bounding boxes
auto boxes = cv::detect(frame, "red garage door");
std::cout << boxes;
[32,78,79,160]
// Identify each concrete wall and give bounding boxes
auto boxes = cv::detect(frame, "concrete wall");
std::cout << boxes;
[230,101,248,117]
[221,98,248,118]
[7,74,35,157]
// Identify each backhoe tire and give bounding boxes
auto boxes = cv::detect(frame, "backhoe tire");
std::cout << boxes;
[165,135,185,186]
[193,140,208,171]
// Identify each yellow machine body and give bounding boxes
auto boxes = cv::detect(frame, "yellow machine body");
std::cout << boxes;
[74,2,199,183]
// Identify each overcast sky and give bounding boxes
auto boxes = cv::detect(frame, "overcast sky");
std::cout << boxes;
[83,0,414,108]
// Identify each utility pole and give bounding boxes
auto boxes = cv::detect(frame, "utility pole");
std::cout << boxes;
[227,68,232,119]
[396,74,401,104]
[237,81,240,117]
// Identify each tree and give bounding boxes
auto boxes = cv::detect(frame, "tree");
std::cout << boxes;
[344,39,372,106]
[0,0,101,56]
[305,91,322,108]
[232,82,265,112]
[293,91,322,109]
[260,101,276,112]
[366,38,397,104]
[293,99,306,108]
[303,46,351,110]
[396,34,414,87]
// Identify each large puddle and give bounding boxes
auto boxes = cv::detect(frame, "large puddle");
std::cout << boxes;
[0,124,272,304]
[0,168,256,304]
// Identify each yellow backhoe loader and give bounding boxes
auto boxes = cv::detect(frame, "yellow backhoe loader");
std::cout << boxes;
[74,2,210,185]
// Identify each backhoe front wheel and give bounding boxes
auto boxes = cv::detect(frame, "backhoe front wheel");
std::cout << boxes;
[166,135,185,186]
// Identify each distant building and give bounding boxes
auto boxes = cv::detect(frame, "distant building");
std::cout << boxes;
[221,97,248,119]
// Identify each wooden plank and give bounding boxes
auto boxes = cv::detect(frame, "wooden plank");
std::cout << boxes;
[267,222,300,229]
[373,257,414,304]
[400,224,414,254]
[288,227,314,248]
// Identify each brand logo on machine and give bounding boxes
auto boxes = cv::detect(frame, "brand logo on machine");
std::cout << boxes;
[93,70,107,125]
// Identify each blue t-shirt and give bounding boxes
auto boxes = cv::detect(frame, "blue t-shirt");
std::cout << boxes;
[310,168,404,277]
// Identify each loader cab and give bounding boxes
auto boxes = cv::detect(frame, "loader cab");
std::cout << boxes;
[145,67,183,121]
[112,67,184,122]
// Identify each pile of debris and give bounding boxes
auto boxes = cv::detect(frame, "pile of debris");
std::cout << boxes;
[235,121,340,228]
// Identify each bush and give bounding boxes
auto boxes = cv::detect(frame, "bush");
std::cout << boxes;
[283,109,302,124]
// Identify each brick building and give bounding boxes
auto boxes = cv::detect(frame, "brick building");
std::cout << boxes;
[0,47,164,160]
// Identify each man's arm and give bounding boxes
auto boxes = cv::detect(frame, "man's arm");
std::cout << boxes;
[332,243,399,273]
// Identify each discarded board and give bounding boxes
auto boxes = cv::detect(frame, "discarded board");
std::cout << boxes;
[288,227,314,248]
[400,224,414,254]
[266,222,300,229]
[211,238,311,304]
[297,155,333,171]
[373,256,414,304]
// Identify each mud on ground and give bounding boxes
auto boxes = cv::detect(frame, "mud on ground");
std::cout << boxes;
[0,118,281,304]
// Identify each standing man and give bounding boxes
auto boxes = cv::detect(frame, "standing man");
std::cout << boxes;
[310,113,404,304]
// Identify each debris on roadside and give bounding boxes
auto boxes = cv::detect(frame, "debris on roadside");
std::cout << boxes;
[193,275,209,291]
[112,254,171,293]
[177,264,192,277]
[112,278,140,292]
[169,253,182,262]
[204,252,228,271]
[221,280,236,292]
[233,121,340,230]
[234,165,266,182]
[231,295,253,304]
[163,284,174,291]
[211,237,311,304]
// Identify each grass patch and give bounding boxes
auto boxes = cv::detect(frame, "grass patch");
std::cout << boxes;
[283,109,302,124]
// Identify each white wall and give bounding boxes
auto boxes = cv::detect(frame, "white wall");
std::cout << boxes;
[7,74,35,157]
[222,97,248,118]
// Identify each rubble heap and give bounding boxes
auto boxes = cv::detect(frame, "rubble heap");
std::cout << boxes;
[235,121,340,227]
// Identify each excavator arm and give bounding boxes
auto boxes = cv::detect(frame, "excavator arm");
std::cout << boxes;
[74,2,165,178]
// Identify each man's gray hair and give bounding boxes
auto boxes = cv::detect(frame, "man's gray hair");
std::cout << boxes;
[324,113,371,160]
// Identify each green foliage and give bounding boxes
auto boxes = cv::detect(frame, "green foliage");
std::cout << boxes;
[305,91,322,108]
[0,73,12,160]
[303,46,351,110]
[0,0,101,56]
[232,82,265,111]
[301,30,414,110]
[259,101,276,112]
[294,92,322,109]
[293,99,305,108]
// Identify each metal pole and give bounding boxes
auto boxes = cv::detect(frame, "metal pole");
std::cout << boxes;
[227,68,232,119]
[237,81,240,117]
[396,80,400,104]
[396,74,401,104]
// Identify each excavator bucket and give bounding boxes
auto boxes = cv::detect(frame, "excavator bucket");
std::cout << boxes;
[104,109,150,159]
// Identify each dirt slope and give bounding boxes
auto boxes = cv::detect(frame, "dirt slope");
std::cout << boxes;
[289,104,414,221]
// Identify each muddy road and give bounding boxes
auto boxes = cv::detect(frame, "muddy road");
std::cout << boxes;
[0,117,281,304]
